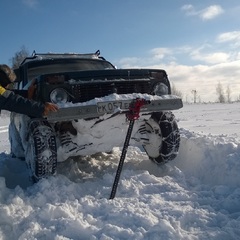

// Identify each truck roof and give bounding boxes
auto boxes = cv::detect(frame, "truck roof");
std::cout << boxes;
[20,50,103,65]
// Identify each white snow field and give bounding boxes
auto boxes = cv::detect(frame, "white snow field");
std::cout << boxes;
[0,102,240,240]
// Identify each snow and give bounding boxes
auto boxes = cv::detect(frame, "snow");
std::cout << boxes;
[59,93,180,107]
[0,103,240,239]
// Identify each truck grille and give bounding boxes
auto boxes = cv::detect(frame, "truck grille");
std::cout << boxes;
[71,80,151,103]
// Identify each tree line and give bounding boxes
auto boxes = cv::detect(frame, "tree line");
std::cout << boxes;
[172,81,238,103]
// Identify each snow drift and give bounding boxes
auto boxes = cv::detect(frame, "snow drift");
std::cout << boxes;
[0,103,240,240]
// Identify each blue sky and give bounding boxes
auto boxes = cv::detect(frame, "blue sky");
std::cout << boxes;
[1,0,240,102]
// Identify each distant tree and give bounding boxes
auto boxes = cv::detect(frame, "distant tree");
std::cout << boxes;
[236,94,240,102]
[192,89,197,103]
[171,83,183,98]
[226,85,231,103]
[11,45,29,69]
[216,82,225,103]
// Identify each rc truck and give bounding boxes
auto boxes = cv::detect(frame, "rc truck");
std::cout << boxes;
[9,50,183,182]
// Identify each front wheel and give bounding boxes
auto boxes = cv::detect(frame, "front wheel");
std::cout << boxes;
[140,112,180,164]
[25,120,57,182]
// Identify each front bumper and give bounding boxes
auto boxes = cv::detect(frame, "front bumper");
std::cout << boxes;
[46,95,183,122]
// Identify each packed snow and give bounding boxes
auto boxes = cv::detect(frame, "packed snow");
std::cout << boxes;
[0,102,240,240]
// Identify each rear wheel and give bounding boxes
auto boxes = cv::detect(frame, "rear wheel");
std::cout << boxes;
[142,111,180,164]
[25,120,57,182]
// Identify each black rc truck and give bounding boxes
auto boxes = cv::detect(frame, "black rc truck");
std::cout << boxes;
[9,50,183,182]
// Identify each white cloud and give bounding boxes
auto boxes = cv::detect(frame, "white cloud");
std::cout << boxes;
[117,57,141,68]
[190,50,230,64]
[150,45,231,65]
[217,31,240,44]
[22,0,38,8]
[181,4,224,21]
[216,31,240,49]
[200,5,224,20]
[150,48,173,60]
[181,4,195,15]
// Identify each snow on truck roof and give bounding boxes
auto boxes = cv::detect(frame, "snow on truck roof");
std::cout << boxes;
[21,50,103,65]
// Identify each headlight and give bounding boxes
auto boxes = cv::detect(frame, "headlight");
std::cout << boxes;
[153,83,169,96]
[50,88,69,104]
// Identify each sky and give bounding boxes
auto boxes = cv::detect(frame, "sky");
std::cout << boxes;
[1,0,240,102]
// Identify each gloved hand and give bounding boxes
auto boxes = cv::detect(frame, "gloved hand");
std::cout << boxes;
[43,102,59,116]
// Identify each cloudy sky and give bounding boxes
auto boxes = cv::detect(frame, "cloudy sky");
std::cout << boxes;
[1,0,240,102]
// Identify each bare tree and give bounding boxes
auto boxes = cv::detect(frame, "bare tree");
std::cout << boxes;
[192,90,197,103]
[226,85,231,103]
[216,82,225,103]
[11,45,29,69]
[236,94,240,102]
[171,83,183,98]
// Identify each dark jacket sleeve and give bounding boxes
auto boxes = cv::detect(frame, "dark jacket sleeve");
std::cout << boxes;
[0,88,45,118]
[12,89,28,98]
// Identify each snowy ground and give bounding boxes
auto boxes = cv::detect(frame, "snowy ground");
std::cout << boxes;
[0,103,240,240]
